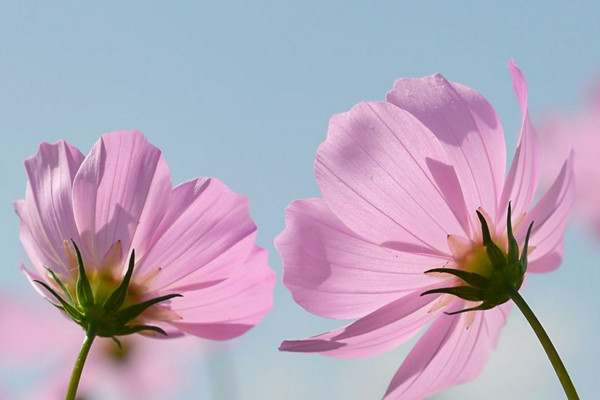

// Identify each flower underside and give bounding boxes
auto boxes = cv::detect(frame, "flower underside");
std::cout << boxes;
[422,203,534,314]
[35,240,182,343]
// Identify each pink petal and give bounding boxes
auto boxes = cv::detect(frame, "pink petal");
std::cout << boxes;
[384,303,504,400]
[21,265,54,300]
[167,246,275,340]
[276,198,448,319]
[14,200,50,274]
[499,60,541,221]
[482,301,513,349]
[519,154,575,273]
[137,178,259,291]
[15,141,85,276]
[315,101,467,253]
[527,250,565,274]
[280,289,442,359]
[386,73,506,225]
[71,131,172,268]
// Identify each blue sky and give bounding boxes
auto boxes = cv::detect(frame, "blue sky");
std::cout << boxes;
[0,2,598,399]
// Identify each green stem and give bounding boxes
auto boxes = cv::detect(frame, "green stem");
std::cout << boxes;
[65,325,96,400]
[507,287,579,400]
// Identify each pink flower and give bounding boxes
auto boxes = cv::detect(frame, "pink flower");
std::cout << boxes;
[277,61,574,399]
[538,78,600,237]
[0,295,196,400]
[15,130,275,340]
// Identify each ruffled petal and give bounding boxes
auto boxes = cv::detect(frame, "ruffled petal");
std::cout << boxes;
[519,154,575,273]
[386,73,506,226]
[279,289,442,359]
[166,247,275,340]
[15,141,85,276]
[384,303,502,400]
[137,178,258,291]
[71,131,172,268]
[315,101,467,253]
[499,60,541,222]
[276,198,448,319]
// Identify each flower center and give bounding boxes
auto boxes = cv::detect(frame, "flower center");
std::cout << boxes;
[89,270,143,307]
[452,241,494,278]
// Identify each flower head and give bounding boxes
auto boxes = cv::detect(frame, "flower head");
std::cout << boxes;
[277,61,574,399]
[15,130,275,340]
[539,78,600,237]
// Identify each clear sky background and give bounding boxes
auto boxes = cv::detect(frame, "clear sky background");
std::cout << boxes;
[0,1,599,399]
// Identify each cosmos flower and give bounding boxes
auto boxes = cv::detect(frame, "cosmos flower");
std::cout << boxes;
[277,61,574,399]
[0,294,197,400]
[15,130,275,341]
[538,78,600,237]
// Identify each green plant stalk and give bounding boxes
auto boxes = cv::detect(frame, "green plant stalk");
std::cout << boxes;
[507,287,579,400]
[65,325,97,400]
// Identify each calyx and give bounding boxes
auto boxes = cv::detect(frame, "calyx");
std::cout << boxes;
[35,241,181,342]
[422,203,533,314]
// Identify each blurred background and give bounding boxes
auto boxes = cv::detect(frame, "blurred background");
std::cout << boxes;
[0,1,598,399]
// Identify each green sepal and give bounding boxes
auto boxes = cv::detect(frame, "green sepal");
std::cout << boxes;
[425,268,490,289]
[44,298,65,311]
[103,250,135,312]
[110,336,122,349]
[506,203,519,264]
[476,211,506,269]
[116,293,182,325]
[115,324,169,337]
[520,221,534,274]
[72,240,94,308]
[421,286,486,302]
[444,301,497,315]
[34,280,85,324]
[44,267,75,304]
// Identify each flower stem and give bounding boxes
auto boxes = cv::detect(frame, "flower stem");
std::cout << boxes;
[507,287,579,400]
[65,325,97,400]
